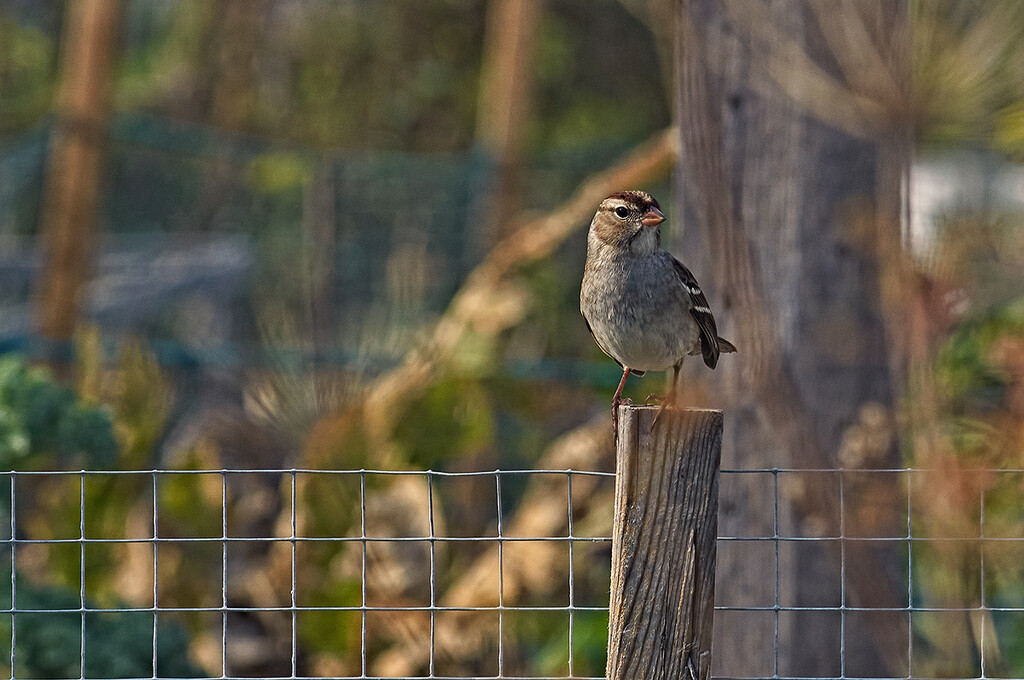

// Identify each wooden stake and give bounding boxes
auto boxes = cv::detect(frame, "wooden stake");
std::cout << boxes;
[34,0,121,345]
[607,406,722,680]
[475,0,544,243]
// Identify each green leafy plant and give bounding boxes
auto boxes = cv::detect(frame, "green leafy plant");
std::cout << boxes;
[0,565,200,679]
[0,356,117,471]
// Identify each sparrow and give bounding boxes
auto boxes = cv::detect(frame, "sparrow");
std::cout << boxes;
[580,190,736,432]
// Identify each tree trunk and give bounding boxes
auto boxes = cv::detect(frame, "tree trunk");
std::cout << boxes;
[34,0,121,349]
[673,0,910,676]
[474,0,543,246]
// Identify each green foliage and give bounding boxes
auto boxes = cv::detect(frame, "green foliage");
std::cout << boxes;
[917,295,1024,672]
[392,375,495,469]
[80,333,173,468]
[995,102,1024,159]
[936,297,1024,415]
[502,607,607,677]
[117,0,486,151]
[530,1,669,152]
[245,152,314,194]
[0,13,55,135]
[110,0,670,155]
[0,565,200,679]
[157,465,223,540]
[297,606,362,660]
[570,611,609,677]
[0,356,117,470]
[0,348,209,674]
[914,0,1024,153]
[995,608,1024,669]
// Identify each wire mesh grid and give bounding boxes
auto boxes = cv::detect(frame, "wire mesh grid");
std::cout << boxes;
[2,466,1023,680]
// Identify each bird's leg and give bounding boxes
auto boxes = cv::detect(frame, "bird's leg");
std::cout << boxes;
[643,364,677,405]
[652,362,681,428]
[643,391,665,405]
[611,367,633,434]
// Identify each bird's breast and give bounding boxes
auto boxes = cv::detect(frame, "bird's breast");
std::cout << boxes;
[581,253,700,372]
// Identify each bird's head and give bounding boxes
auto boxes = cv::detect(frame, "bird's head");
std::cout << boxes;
[589,190,665,255]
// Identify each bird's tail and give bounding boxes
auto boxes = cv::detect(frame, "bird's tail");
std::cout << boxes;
[717,337,737,353]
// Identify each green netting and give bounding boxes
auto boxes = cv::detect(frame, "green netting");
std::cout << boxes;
[0,114,653,379]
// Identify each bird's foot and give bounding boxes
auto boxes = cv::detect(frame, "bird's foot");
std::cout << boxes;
[611,397,634,436]
[643,393,667,406]
[651,394,677,430]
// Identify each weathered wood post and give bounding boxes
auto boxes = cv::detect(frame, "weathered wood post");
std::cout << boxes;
[607,406,722,680]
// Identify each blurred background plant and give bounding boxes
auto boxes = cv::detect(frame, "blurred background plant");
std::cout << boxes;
[0,0,1022,676]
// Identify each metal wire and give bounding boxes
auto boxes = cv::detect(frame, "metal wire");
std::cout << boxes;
[8,477,14,679]
[1,467,1020,679]
[565,473,575,679]
[495,472,505,678]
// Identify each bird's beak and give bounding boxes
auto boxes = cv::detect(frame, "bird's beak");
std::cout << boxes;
[641,207,665,226]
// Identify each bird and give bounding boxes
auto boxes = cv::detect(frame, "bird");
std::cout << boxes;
[580,190,736,433]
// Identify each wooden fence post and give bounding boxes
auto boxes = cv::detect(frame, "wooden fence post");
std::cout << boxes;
[607,406,722,680]
[35,0,122,348]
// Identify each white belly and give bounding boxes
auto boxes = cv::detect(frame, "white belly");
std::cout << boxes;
[581,249,702,372]
[589,312,698,372]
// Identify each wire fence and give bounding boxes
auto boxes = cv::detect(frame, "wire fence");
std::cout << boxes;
[2,466,1023,679]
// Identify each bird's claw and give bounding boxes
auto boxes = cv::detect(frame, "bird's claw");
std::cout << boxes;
[651,397,676,430]
[611,397,634,439]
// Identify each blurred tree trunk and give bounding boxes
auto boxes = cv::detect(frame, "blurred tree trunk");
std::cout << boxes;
[211,0,270,129]
[475,0,543,245]
[34,0,121,350]
[674,0,910,676]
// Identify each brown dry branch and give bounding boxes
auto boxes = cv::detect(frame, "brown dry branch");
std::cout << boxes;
[372,416,615,677]
[717,0,885,139]
[718,0,917,140]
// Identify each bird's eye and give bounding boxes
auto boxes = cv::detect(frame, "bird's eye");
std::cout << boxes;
[614,206,629,219]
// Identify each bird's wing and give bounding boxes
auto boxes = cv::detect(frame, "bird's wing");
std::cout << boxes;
[582,315,618,367]
[671,256,721,369]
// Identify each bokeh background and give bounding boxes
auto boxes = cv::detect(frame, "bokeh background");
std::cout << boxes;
[0,0,1023,677]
